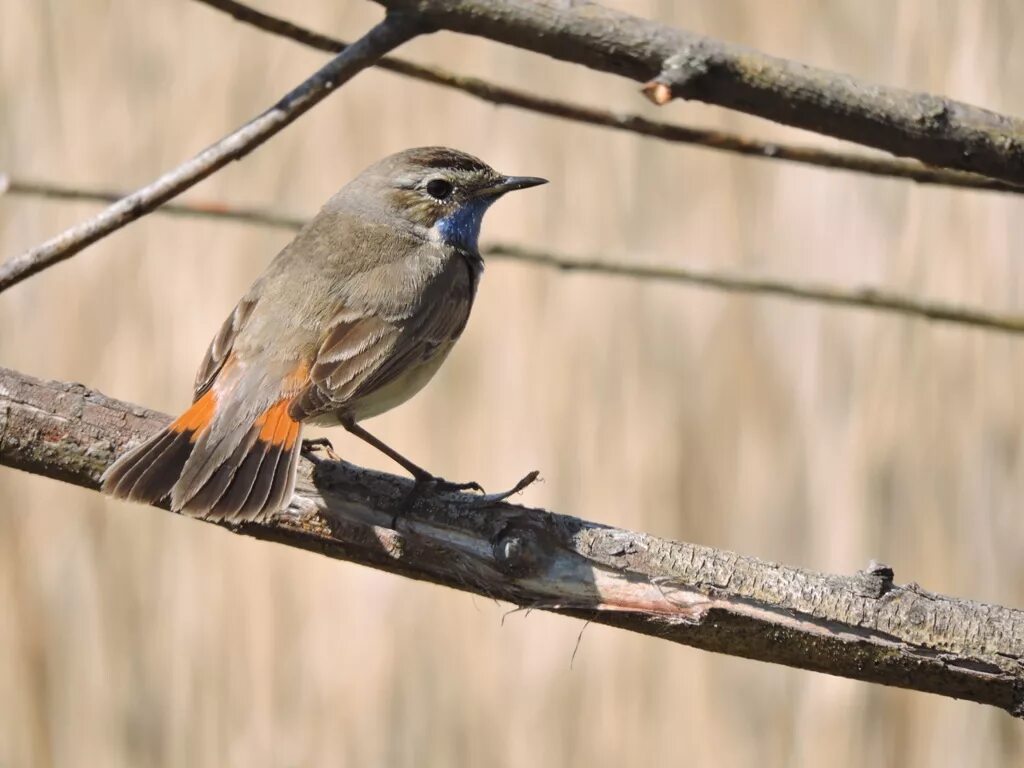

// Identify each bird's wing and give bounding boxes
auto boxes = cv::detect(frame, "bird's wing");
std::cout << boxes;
[289,262,474,422]
[192,295,259,400]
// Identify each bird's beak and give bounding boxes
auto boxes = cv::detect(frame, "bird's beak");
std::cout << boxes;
[475,175,548,198]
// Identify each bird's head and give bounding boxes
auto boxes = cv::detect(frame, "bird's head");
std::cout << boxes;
[341,147,547,251]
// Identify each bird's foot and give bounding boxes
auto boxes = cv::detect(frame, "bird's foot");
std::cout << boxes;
[413,470,540,504]
[413,473,484,495]
[390,470,541,530]
[478,470,541,503]
[301,437,342,463]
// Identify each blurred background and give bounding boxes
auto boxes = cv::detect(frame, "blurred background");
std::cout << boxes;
[3,0,1024,765]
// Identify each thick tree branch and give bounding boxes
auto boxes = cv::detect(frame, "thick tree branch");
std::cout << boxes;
[368,0,1024,185]
[195,0,1020,195]
[0,12,422,294]
[2,365,1022,717]
[7,177,1024,336]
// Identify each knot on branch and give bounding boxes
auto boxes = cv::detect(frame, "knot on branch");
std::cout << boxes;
[915,99,952,134]
[642,46,717,105]
[853,559,895,598]
[491,517,560,578]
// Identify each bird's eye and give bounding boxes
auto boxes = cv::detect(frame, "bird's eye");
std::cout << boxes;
[426,179,454,200]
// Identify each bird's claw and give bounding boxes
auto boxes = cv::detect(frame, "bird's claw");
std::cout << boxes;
[478,470,541,503]
[301,437,341,463]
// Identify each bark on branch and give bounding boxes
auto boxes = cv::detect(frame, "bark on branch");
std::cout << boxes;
[2,365,1022,717]
[369,0,1024,184]
[195,0,1021,195]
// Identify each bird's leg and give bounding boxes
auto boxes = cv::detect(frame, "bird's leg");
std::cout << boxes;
[341,419,483,493]
[341,419,540,501]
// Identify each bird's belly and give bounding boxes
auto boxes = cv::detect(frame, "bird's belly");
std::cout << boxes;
[349,346,453,422]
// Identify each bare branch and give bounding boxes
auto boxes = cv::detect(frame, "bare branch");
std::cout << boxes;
[1,176,305,231]
[194,0,1020,195]
[486,244,1024,336]
[0,13,422,294]
[7,177,1024,336]
[367,0,1024,184]
[2,364,1022,717]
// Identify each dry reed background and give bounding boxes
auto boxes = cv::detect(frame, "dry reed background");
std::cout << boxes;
[3,0,1024,765]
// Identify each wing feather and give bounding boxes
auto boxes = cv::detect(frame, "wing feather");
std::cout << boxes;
[193,296,257,400]
[290,259,474,422]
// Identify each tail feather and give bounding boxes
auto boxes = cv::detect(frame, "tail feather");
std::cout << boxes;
[265,420,301,516]
[179,424,262,516]
[171,402,259,511]
[217,405,302,523]
[101,391,302,523]
[236,442,285,521]
[127,431,195,503]
[212,438,276,523]
[102,428,182,502]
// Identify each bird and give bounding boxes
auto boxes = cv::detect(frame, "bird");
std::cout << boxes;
[102,146,547,523]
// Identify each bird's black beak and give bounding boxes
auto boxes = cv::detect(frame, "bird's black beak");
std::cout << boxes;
[476,175,548,198]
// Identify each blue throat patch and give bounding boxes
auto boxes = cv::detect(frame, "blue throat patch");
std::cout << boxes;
[433,198,494,250]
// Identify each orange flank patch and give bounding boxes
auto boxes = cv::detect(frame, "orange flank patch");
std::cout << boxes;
[169,388,218,439]
[168,359,307,447]
[254,400,300,448]
[253,360,308,447]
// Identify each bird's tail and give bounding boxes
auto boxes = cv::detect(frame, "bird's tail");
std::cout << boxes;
[101,388,302,524]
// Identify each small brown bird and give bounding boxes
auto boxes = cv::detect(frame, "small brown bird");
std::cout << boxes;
[102,147,546,523]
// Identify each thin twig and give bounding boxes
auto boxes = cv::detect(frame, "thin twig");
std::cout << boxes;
[193,0,1020,195]
[7,177,1024,336]
[486,244,1024,335]
[0,13,422,294]
[0,176,305,230]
